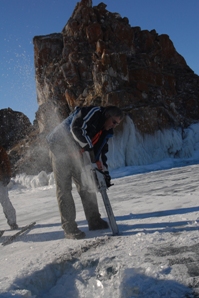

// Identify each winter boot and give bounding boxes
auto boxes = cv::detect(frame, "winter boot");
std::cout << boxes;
[9,223,18,230]
[64,227,85,240]
[88,218,109,231]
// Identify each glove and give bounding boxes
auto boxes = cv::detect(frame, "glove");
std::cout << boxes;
[2,176,10,186]
[104,171,112,188]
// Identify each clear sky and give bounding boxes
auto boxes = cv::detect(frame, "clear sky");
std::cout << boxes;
[0,0,198,123]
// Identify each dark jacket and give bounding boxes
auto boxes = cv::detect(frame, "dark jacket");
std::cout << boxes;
[47,106,113,168]
[0,145,12,182]
[70,106,113,167]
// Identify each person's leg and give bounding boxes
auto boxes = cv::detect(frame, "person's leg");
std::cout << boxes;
[79,190,109,230]
[0,181,17,229]
[50,151,85,239]
[72,161,109,231]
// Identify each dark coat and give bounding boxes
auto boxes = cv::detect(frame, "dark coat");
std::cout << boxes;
[70,106,113,167]
[47,106,113,168]
[0,146,11,182]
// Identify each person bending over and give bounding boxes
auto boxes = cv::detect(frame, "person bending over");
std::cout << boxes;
[47,105,123,239]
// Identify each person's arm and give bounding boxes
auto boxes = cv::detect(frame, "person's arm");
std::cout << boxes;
[70,107,101,151]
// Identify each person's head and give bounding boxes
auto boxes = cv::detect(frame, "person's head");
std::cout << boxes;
[103,106,124,130]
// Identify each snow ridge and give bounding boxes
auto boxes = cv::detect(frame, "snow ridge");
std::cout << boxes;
[3,236,111,298]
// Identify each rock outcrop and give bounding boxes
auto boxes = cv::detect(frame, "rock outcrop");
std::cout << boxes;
[33,0,199,136]
[0,108,32,150]
[0,108,37,175]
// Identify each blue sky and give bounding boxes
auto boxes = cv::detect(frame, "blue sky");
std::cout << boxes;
[0,0,198,123]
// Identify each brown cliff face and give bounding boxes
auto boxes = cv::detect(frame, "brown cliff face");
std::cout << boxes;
[0,108,35,175]
[33,0,199,136]
[0,108,32,150]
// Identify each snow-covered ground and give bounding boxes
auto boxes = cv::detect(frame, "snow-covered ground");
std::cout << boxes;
[1,122,199,298]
